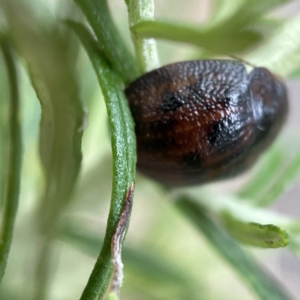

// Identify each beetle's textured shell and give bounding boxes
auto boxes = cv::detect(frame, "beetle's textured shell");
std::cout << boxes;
[125,60,288,186]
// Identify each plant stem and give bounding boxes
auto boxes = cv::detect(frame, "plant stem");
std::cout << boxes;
[74,0,139,83]
[0,40,22,283]
[126,0,159,73]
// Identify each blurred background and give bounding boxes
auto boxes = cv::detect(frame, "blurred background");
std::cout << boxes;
[1,0,300,299]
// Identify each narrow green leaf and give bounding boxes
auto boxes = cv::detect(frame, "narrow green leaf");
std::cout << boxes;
[125,0,159,72]
[4,2,85,298]
[288,234,300,258]
[131,0,290,56]
[237,136,300,207]
[210,0,243,24]
[211,0,289,26]
[255,149,300,206]
[0,288,25,300]
[0,42,9,209]
[176,197,293,300]
[0,40,22,282]
[67,21,136,300]
[213,0,289,31]
[238,144,285,200]
[4,1,85,230]
[280,222,300,258]
[289,68,300,78]
[186,188,294,228]
[246,13,300,76]
[74,0,139,83]
[131,20,262,54]
[221,212,289,248]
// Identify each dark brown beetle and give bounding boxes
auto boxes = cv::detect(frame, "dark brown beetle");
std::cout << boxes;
[125,60,288,186]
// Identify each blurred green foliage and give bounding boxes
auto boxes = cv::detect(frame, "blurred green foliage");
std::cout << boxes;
[0,0,300,300]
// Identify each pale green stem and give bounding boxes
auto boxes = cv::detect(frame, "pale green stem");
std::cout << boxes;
[126,0,160,73]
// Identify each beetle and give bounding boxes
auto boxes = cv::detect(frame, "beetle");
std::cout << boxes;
[125,60,288,186]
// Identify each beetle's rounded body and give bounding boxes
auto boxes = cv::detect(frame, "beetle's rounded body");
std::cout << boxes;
[125,60,288,186]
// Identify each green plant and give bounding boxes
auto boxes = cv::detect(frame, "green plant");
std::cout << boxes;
[1,0,300,300]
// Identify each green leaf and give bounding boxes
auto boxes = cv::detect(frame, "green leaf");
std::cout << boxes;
[246,13,300,76]
[186,188,295,227]
[210,0,244,24]
[0,42,9,209]
[67,21,136,300]
[74,0,139,83]
[288,233,300,258]
[237,136,300,207]
[4,1,85,230]
[238,144,285,200]
[221,211,289,248]
[131,0,291,56]
[4,2,85,298]
[255,148,300,206]
[131,20,262,54]
[281,222,300,258]
[212,0,290,31]
[289,67,300,78]
[0,39,22,283]
[176,196,293,300]
[211,0,290,26]
[0,288,25,300]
